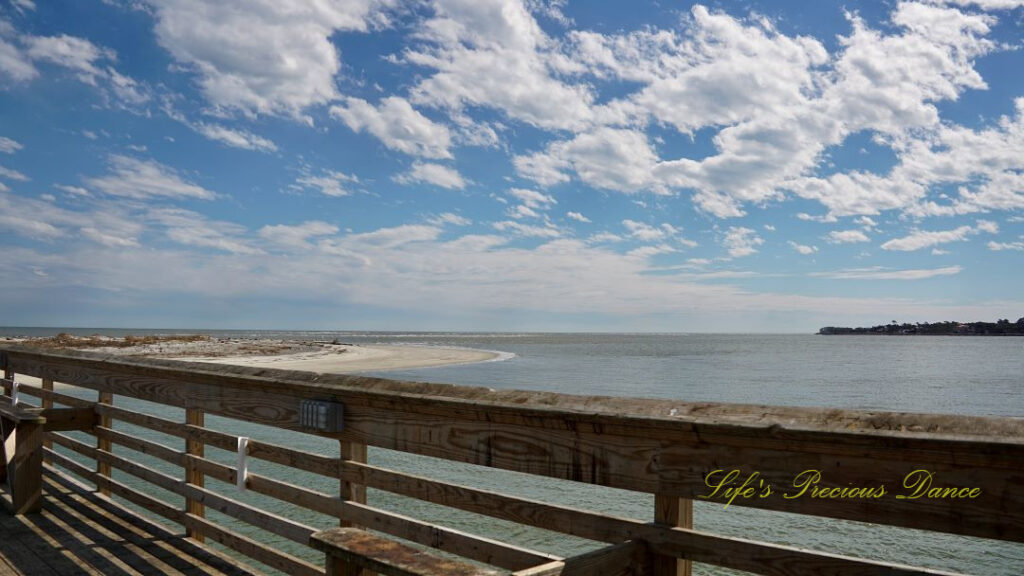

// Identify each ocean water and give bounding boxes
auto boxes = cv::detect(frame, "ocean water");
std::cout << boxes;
[3,329,1023,573]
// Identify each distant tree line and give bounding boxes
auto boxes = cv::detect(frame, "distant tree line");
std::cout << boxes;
[818,318,1024,335]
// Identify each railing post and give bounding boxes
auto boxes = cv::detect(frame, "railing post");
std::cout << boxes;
[654,495,693,576]
[339,440,367,527]
[41,379,53,450]
[96,391,113,496]
[185,408,205,542]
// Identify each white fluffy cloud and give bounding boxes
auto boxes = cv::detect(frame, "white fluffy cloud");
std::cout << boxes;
[623,220,676,242]
[788,241,818,255]
[509,2,1015,225]
[987,240,1024,251]
[827,230,871,244]
[24,34,114,85]
[0,23,147,104]
[195,123,277,153]
[290,170,359,198]
[149,207,260,254]
[149,0,381,117]
[507,188,555,209]
[406,0,595,130]
[394,162,466,190]
[722,226,763,258]
[331,97,452,159]
[0,136,23,154]
[627,6,828,134]
[880,221,997,251]
[85,155,217,200]
[516,128,664,193]
[0,166,29,182]
[815,266,963,280]
[0,20,37,82]
[259,221,339,250]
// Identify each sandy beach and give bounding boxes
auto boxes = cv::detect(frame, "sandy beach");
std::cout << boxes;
[174,343,502,373]
[6,334,504,374]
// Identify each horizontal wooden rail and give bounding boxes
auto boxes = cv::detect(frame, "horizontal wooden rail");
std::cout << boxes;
[64,419,561,572]
[50,431,318,546]
[5,348,1021,544]
[3,347,1019,576]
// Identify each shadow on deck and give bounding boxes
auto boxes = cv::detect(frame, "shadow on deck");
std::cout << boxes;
[0,466,258,576]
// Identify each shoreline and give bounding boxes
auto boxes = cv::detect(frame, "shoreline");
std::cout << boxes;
[174,343,507,373]
[3,335,509,375]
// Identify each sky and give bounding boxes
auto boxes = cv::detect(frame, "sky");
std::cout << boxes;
[0,0,1022,333]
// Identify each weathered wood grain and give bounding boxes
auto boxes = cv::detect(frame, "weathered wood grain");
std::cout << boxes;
[185,407,205,542]
[0,414,44,514]
[311,527,504,576]
[41,379,52,451]
[519,541,651,576]
[339,440,366,529]
[653,495,691,576]
[95,391,112,497]
[38,407,94,432]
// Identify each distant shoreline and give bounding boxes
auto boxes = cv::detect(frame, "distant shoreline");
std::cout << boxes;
[819,318,1024,336]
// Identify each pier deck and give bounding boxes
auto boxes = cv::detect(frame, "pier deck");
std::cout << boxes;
[0,466,255,576]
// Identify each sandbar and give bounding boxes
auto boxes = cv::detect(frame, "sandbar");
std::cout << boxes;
[4,335,507,377]
[176,343,502,373]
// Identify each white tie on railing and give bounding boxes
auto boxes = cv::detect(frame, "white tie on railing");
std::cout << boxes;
[11,381,18,405]
[237,436,249,492]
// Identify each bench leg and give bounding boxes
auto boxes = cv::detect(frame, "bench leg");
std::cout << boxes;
[3,420,44,514]
[327,556,367,576]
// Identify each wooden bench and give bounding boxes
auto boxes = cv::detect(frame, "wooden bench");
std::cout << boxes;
[311,528,507,576]
[310,528,653,576]
[0,396,45,514]
[0,370,95,516]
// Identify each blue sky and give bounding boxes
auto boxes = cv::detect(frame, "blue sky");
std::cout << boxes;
[0,0,1021,332]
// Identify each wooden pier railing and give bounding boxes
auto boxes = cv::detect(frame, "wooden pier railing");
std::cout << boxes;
[0,347,1022,575]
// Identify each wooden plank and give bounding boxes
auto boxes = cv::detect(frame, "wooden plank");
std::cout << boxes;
[339,501,558,571]
[41,379,53,450]
[94,427,185,467]
[310,527,504,576]
[653,495,691,576]
[96,391,112,496]
[93,425,236,488]
[339,440,366,528]
[180,514,322,576]
[240,472,558,571]
[1,418,44,513]
[6,349,1024,542]
[512,541,650,576]
[17,384,93,408]
[39,407,95,432]
[342,461,966,576]
[94,402,342,478]
[185,408,205,542]
[0,402,44,422]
